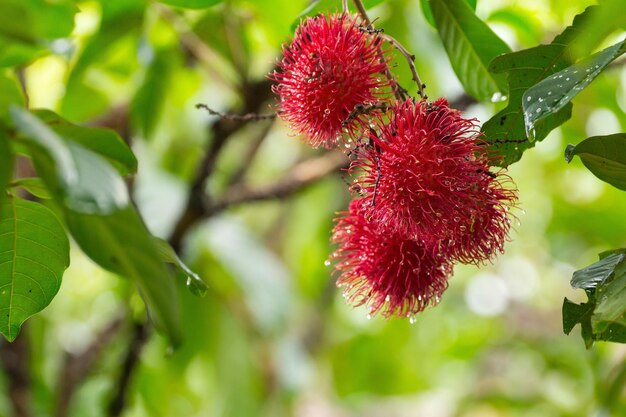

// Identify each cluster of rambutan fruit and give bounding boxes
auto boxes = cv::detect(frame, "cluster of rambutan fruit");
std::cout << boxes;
[270,13,517,320]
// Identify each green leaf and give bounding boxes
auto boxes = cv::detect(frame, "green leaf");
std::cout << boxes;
[593,257,626,333]
[33,110,137,175]
[0,0,77,66]
[481,6,597,167]
[66,208,182,345]
[420,0,476,28]
[563,251,626,347]
[156,0,222,9]
[153,238,208,297]
[570,252,625,290]
[0,196,69,341]
[131,49,177,139]
[0,0,77,43]
[565,134,626,191]
[571,0,626,59]
[10,106,129,215]
[562,298,594,348]
[523,40,626,137]
[0,130,12,212]
[429,0,510,101]
[10,178,51,200]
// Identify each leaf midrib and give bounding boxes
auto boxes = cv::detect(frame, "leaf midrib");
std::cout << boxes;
[8,197,16,339]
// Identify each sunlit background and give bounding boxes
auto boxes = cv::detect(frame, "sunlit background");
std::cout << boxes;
[5,0,626,416]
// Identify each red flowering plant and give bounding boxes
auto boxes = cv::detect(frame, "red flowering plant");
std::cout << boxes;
[331,198,453,320]
[351,98,517,265]
[271,13,392,148]
[270,6,518,319]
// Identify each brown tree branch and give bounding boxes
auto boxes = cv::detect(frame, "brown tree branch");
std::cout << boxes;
[0,329,32,417]
[226,120,275,187]
[55,317,125,417]
[381,34,427,99]
[208,151,349,215]
[107,320,152,417]
[169,78,273,252]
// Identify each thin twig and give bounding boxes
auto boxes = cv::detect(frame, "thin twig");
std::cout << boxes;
[169,79,273,252]
[342,0,349,13]
[208,151,349,215]
[196,103,277,122]
[342,102,390,126]
[55,317,125,417]
[352,0,407,101]
[107,320,152,417]
[226,120,275,187]
[382,34,427,99]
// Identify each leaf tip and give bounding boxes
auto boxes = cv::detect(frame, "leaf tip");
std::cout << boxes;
[564,144,576,163]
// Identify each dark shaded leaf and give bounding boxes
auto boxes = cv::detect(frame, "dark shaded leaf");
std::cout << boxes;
[482,6,597,167]
[0,196,69,341]
[563,250,626,347]
[524,40,626,137]
[10,107,129,215]
[154,238,208,297]
[593,258,626,333]
[429,0,510,101]
[565,134,626,191]
[563,298,594,348]
[66,208,182,345]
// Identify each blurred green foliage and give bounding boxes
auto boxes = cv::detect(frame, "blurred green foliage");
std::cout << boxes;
[1,0,626,416]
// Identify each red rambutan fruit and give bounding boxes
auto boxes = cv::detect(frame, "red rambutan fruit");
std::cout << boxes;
[330,198,453,318]
[271,13,391,148]
[352,98,518,264]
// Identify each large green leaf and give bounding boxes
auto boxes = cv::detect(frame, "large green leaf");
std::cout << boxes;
[33,109,137,175]
[563,251,626,347]
[0,196,69,341]
[0,0,77,67]
[153,238,208,297]
[523,40,626,137]
[420,0,476,29]
[429,0,510,101]
[157,0,223,9]
[66,208,182,345]
[10,107,129,215]
[482,6,597,167]
[565,134,626,191]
